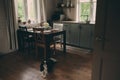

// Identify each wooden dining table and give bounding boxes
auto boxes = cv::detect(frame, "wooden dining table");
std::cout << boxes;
[17,28,66,55]
[17,28,66,76]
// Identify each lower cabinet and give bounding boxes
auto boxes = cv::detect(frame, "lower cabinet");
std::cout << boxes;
[80,24,94,49]
[63,23,94,49]
[53,22,94,50]
[63,24,70,44]
[68,24,81,46]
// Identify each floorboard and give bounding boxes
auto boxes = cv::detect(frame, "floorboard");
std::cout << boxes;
[0,46,93,80]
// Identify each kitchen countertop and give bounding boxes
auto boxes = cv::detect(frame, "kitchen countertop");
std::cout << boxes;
[53,21,95,25]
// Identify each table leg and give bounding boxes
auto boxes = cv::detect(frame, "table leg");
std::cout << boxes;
[40,39,50,77]
[63,31,66,53]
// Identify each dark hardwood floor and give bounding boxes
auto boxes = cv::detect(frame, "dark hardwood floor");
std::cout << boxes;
[0,46,93,80]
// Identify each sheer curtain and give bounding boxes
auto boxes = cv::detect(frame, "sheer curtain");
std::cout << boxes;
[0,0,47,51]
[4,0,17,50]
[39,0,47,22]
[25,0,47,23]
[24,0,47,23]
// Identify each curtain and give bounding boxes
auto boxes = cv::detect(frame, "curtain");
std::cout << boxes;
[39,0,47,22]
[4,0,17,50]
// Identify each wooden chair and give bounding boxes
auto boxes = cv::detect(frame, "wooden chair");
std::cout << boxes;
[53,35,63,48]
[33,28,56,59]
[52,30,63,54]
[53,24,63,49]
[19,26,34,55]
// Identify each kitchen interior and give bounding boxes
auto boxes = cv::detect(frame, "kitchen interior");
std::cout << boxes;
[51,0,96,51]
[0,0,97,80]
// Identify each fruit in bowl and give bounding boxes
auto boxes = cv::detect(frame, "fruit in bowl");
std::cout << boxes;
[40,22,51,30]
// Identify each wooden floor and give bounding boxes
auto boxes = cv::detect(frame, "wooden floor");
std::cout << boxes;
[0,46,93,80]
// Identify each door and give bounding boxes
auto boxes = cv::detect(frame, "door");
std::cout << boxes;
[92,0,120,80]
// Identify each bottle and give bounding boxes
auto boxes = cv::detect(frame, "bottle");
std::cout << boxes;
[42,61,47,78]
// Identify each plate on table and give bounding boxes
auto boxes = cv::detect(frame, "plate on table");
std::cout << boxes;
[27,28,33,31]
[44,30,51,33]
[52,28,59,31]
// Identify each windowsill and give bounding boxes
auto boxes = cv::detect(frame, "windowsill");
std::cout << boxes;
[77,21,95,24]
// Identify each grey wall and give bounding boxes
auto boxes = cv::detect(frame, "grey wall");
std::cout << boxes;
[51,0,77,21]
[45,0,57,20]
[64,0,77,21]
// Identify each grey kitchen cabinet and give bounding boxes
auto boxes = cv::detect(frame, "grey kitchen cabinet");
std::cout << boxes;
[80,24,94,49]
[69,24,81,46]
[54,22,94,50]
[63,23,81,46]
[63,24,70,44]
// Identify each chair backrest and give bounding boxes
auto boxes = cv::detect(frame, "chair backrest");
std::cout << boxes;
[33,28,45,43]
[19,26,31,41]
[19,26,27,31]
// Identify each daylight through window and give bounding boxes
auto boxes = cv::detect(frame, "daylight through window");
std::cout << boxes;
[17,0,40,23]
[78,0,97,23]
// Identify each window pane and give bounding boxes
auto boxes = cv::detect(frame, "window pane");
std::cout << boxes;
[17,0,25,21]
[80,2,90,22]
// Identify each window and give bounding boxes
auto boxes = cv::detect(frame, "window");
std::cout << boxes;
[17,0,41,23]
[17,0,25,21]
[80,2,90,22]
[77,0,97,23]
[27,0,36,21]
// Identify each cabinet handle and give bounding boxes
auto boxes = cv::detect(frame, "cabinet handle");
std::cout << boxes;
[79,26,81,29]
[96,35,105,41]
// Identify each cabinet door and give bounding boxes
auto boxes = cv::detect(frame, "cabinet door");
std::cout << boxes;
[90,24,94,49]
[80,24,94,49]
[63,24,70,44]
[70,24,81,46]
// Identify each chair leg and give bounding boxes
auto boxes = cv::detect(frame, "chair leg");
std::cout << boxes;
[60,40,62,48]
[53,43,56,55]
[60,35,63,48]
[44,47,46,59]
[35,46,38,59]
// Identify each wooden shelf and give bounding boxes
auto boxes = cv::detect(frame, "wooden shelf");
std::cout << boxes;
[57,5,74,9]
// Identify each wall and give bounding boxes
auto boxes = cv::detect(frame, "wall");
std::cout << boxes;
[64,0,77,21]
[52,0,77,21]
[45,0,57,20]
